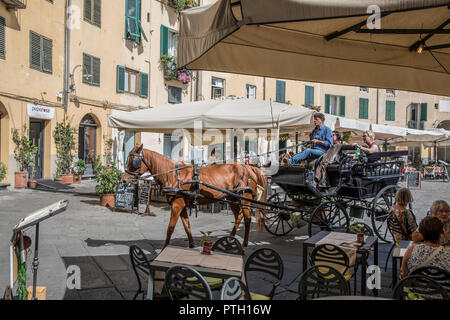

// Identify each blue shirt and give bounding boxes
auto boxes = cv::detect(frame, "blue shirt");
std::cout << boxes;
[309,125,333,153]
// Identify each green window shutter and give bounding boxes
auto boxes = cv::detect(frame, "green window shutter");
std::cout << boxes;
[359,98,369,119]
[324,94,330,114]
[276,80,285,102]
[139,72,148,98]
[30,31,41,70]
[420,103,428,122]
[116,65,125,93]
[42,37,52,73]
[126,0,139,42]
[92,56,100,86]
[160,25,169,56]
[339,96,346,116]
[305,86,314,106]
[82,53,91,84]
[386,101,395,121]
[0,16,5,59]
[84,0,92,22]
[93,0,101,26]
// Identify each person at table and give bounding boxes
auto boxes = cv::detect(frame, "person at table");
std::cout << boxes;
[400,217,450,278]
[352,130,380,154]
[332,131,346,145]
[389,188,417,242]
[289,113,332,165]
[412,200,449,246]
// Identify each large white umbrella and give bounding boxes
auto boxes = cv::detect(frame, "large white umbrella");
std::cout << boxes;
[108,98,316,133]
[178,0,450,97]
[390,128,445,146]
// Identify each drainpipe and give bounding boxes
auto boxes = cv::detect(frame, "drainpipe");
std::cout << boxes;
[376,88,379,124]
[64,0,72,116]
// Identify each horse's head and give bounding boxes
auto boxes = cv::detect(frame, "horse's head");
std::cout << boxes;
[123,143,147,181]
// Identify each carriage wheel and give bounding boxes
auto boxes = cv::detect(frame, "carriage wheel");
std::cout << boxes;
[371,185,399,243]
[308,201,349,237]
[263,192,295,236]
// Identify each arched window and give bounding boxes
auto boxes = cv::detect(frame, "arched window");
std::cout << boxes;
[78,115,97,175]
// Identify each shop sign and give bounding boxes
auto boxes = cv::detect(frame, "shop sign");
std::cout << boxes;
[27,104,55,120]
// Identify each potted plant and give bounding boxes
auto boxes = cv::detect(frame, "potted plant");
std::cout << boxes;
[0,161,7,182]
[348,220,365,244]
[200,231,213,254]
[28,163,37,189]
[103,137,115,169]
[53,122,77,184]
[12,127,38,189]
[160,54,178,80]
[92,154,103,176]
[95,165,123,207]
[74,159,87,184]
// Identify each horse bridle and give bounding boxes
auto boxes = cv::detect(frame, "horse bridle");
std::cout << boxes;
[126,152,151,178]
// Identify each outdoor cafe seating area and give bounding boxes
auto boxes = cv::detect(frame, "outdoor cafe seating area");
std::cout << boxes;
[128,232,450,301]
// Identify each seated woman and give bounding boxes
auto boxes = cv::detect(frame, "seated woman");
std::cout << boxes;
[412,200,449,246]
[389,188,417,241]
[352,130,380,154]
[401,217,450,278]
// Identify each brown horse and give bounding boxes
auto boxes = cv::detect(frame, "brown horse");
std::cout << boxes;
[122,144,267,248]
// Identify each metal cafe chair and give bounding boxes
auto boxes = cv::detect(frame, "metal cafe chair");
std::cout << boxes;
[220,277,252,300]
[393,274,449,300]
[411,266,450,294]
[244,248,284,300]
[164,265,213,300]
[385,213,411,272]
[212,236,244,256]
[129,245,158,300]
[297,265,350,300]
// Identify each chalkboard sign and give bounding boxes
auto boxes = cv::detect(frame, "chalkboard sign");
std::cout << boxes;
[139,183,150,205]
[115,182,137,210]
[405,171,421,189]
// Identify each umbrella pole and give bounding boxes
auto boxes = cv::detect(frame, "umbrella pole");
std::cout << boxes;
[295,132,299,153]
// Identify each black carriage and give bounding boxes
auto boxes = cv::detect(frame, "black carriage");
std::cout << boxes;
[264,146,407,243]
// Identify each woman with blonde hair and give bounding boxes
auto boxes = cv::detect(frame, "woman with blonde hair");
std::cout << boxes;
[412,200,449,245]
[389,188,417,241]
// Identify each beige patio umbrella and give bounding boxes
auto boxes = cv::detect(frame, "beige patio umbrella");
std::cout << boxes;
[178,0,450,97]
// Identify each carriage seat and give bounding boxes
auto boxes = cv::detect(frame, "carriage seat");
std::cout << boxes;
[294,158,320,170]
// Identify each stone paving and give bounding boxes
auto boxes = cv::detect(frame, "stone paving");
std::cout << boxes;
[0,179,448,300]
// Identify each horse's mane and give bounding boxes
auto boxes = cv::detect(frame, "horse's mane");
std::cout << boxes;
[142,148,189,186]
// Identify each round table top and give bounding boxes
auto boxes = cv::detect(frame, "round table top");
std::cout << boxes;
[313,296,393,301]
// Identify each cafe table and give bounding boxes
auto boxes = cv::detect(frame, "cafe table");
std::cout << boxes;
[146,245,245,300]
[392,240,412,287]
[302,231,379,296]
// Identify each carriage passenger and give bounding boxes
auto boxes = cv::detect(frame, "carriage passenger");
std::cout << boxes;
[352,130,380,154]
[332,131,346,145]
[289,113,333,165]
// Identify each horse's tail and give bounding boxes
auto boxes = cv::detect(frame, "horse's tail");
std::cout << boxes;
[250,166,267,227]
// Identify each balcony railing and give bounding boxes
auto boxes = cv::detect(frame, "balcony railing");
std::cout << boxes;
[1,0,26,10]
[408,120,425,130]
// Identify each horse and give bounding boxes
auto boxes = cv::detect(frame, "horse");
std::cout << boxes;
[122,144,267,248]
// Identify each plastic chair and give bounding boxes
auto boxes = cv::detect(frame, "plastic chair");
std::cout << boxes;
[244,248,284,300]
[129,245,154,300]
[297,265,350,300]
[164,265,213,300]
[220,277,251,300]
[393,274,449,300]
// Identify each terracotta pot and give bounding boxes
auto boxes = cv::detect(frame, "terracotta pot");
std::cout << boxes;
[54,177,63,183]
[14,172,27,189]
[61,174,74,185]
[357,233,365,244]
[106,166,112,172]
[28,179,37,189]
[202,241,213,255]
[100,194,115,207]
[73,175,82,184]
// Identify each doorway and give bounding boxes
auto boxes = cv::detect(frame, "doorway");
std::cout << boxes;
[78,115,97,176]
[29,119,45,179]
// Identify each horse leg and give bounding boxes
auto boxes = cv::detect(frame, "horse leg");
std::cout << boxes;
[229,203,244,238]
[180,207,195,248]
[163,197,185,248]
[241,199,252,248]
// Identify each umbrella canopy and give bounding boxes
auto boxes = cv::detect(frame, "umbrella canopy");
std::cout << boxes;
[390,128,445,145]
[178,0,450,96]
[108,98,316,133]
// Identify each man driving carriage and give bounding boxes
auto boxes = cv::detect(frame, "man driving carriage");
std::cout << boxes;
[289,113,333,165]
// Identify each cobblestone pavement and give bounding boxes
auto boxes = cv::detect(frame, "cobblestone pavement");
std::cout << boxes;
[0,180,448,300]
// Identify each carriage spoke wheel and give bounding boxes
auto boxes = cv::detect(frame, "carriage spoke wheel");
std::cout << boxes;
[371,185,399,243]
[264,192,295,236]
[308,201,349,237]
